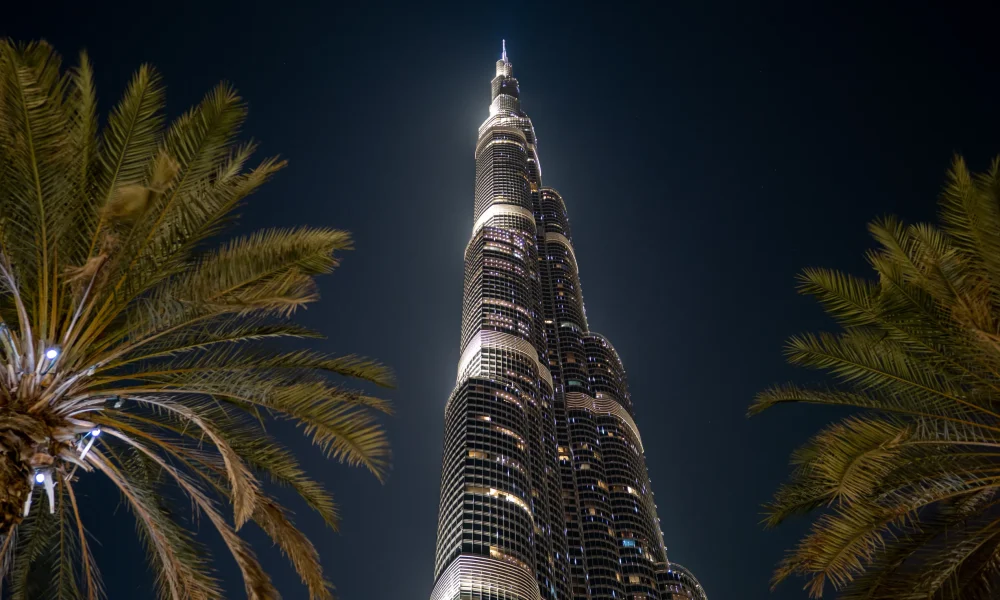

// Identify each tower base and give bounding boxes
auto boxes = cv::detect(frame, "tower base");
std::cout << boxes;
[430,555,542,600]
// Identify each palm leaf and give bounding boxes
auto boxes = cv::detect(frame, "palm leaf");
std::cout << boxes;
[756,155,1000,597]
[0,41,391,599]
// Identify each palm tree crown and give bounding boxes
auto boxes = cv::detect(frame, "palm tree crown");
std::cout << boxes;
[0,40,391,599]
[753,156,1000,599]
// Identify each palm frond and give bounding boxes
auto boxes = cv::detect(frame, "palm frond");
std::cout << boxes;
[89,450,222,600]
[0,41,390,599]
[756,156,1000,597]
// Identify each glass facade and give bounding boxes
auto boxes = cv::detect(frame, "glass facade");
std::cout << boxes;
[431,44,706,600]
[656,564,708,600]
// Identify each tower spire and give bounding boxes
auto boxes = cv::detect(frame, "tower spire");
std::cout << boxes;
[501,39,507,62]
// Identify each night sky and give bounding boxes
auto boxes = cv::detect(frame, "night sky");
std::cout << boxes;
[4,1,1000,598]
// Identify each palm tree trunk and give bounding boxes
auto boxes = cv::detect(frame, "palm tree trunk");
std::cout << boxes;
[0,451,31,534]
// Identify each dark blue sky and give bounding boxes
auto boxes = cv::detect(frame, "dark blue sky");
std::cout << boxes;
[5,1,1000,598]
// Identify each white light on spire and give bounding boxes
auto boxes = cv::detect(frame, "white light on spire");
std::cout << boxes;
[502,39,507,62]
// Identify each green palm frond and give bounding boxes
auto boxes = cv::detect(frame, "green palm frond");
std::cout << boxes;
[763,416,910,527]
[0,40,391,599]
[9,507,60,599]
[755,155,1000,598]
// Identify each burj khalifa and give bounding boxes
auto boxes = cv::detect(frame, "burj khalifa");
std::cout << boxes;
[430,43,707,600]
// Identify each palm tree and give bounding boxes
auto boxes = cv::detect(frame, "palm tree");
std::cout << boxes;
[0,40,391,599]
[752,156,1000,599]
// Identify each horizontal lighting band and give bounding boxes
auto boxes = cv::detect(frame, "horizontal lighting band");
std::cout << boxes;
[456,330,554,390]
[475,123,528,154]
[544,231,578,266]
[472,203,537,237]
[430,554,541,600]
[566,391,644,452]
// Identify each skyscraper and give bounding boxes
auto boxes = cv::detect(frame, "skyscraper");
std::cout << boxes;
[430,43,704,600]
